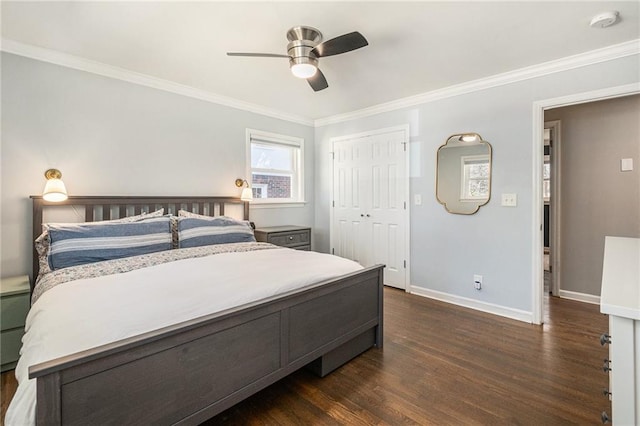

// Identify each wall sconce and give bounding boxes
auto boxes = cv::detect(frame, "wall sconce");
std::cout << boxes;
[42,169,68,202]
[235,178,253,202]
[458,133,481,143]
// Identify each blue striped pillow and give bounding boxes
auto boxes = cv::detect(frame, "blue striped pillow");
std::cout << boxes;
[178,216,255,248]
[47,216,172,270]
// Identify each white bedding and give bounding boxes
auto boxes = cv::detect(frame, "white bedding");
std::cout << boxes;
[6,247,362,425]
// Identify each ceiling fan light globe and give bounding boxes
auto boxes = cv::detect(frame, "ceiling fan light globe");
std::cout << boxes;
[291,63,317,79]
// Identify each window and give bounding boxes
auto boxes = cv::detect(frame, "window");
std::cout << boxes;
[460,155,490,201]
[543,162,551,201]
[543,130,551,202]
[247,129,304,203]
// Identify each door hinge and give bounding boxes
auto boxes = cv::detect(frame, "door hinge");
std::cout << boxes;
[404,201,406,209]
[332,200,335,207]
[402,142,407,152]
[403,260,406,268]
[331,152,335,160]
[332,248,335,254]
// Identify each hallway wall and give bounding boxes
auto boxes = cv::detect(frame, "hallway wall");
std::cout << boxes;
[545,94,640,296]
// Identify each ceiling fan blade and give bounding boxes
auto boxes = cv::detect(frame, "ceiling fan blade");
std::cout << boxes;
[227,52,290,58]
[308,69,328,92]
[311,32,368,58]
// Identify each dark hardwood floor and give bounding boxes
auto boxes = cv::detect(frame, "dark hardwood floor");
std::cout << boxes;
[1,288,610,425]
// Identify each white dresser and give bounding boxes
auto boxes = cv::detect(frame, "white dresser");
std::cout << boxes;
[600,236,640,425]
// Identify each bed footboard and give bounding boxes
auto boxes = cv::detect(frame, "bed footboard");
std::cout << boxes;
[30,265,384,425]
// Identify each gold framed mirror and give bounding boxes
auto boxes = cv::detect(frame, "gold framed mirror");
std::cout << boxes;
[436,133,492,215]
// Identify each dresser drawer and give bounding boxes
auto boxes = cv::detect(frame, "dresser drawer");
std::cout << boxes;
[1,327,24,370]
[268,231,310,247]
[1,292,30,330]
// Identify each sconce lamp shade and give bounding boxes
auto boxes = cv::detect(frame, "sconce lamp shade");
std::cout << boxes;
[235,178,253,202]
[43,169,68,202]
[240,187,253,202]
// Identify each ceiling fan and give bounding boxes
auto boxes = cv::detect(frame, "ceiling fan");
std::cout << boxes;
[227,26,368,92]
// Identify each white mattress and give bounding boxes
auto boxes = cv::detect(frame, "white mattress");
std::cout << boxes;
[5,247,362,425]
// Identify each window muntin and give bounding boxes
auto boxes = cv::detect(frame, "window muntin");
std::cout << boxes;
[247,129,304,203]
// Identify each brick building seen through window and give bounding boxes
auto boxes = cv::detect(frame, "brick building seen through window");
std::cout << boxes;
[252,174,292,198]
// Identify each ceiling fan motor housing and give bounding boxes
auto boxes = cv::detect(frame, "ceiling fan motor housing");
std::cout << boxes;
[287,26,322,69]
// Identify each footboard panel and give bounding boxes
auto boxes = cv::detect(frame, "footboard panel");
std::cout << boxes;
[62,314,281,425]
[289,276,379,360]
[30,265,384,425]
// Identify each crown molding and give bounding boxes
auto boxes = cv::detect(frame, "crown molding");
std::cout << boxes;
[314,39,640,127]
[2,38,638,129]
[0,38,315,127]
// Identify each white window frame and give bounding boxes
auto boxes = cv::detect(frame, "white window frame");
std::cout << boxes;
[246,128,305,206]
[460,154,490,201]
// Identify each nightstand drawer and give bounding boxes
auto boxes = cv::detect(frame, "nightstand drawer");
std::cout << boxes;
[268,231,310,247]
[1,292,30,330]
[1,327,24,369]
[254,226,312,251]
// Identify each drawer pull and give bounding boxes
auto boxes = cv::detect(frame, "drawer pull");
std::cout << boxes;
[600,333,611,346]
[288,236,294,240]
[602,359,611,373]
[601,411,609,424]
[602,388,611,397]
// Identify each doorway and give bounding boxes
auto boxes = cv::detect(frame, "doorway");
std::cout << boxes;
[330,125,410,290]
[532,84,640,324]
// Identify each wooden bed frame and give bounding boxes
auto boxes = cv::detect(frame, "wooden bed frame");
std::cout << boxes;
[28,196,384,425]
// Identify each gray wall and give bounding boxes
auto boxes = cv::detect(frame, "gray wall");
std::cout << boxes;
[1,53,315,278]
[314,55,639,315]
[545,95,640,296]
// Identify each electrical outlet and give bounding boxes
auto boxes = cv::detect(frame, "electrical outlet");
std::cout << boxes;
[474,274,483,290]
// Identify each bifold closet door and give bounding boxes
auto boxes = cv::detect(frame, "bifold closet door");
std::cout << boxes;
[332,129,407,289]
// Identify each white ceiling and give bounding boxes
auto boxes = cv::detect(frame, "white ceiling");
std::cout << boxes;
[2,1,639,122]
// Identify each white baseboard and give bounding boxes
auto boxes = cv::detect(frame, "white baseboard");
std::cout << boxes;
[558,289,601,305]
[409,286,533,323]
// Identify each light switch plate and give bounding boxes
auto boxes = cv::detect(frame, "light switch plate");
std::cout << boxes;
[414,194,422,205]
[621,158,634,172]
[501,193,517,207]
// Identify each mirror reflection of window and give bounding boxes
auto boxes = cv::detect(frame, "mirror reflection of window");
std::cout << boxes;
[460,155,490,201]
[435,133,492,215]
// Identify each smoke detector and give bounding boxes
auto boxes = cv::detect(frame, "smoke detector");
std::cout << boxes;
[590,11,619,28]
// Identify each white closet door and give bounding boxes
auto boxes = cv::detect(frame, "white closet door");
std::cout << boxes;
[333,136,371,266]
[332,128,408,289]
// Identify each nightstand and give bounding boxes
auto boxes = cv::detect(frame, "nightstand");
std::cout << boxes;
[254,226,311,251]
[1,275,30,372]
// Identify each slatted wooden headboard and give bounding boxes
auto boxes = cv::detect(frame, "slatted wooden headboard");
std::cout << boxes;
[30,196,249,292]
